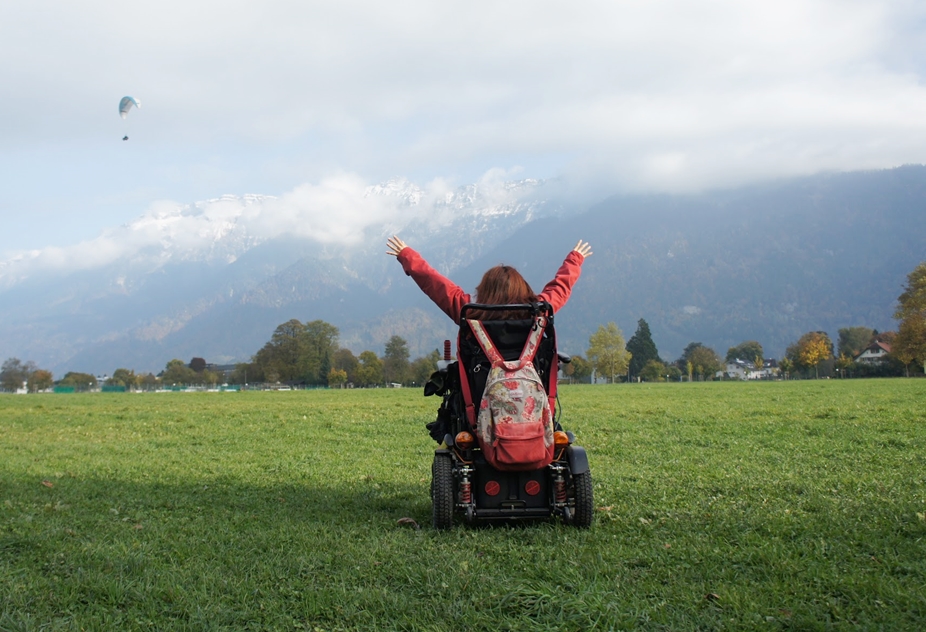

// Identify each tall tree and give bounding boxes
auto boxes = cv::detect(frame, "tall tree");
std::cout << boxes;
[1,358,35,392]
[383,335,411,385]
[356,351,384,387]
[161,359,196,385]
[837,327,875,359]
[59,372,98,391]
[111,368,137,389]
[29,370,54,393]
[676,342,705,373]
[786,331,833,378]
[567,355,593,384]
[686,345,723,380]
[725,341,764,363]
[587,322,631,383]
[894,261,926,375]
[409,349,440,387]
[303,320,340,384]
[332,348,360,384]
[894,314,926,376]
[626,318,660,378]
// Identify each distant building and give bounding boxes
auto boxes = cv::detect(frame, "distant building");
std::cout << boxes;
[722,358,779,380]
[205,363,238,379]
[855,341,891,365]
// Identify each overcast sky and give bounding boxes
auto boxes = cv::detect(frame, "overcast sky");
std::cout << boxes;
[2,0,925,256]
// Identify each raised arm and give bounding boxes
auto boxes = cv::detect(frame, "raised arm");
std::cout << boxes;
[388,235,471,322]
[537,240,592,312]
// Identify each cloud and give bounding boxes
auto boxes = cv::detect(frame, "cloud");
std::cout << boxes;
[1,0,926,253]
[0,171,545,286]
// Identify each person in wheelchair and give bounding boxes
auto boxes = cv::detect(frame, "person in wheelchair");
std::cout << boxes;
[387,236,595,528]
[386,236,592,324]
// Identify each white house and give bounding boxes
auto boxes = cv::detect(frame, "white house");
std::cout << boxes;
[855,341,891,364]
[723,358,779,380]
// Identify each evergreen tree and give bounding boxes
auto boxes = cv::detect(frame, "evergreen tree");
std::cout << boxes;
[383,335,410,384]
[626,318,660,378]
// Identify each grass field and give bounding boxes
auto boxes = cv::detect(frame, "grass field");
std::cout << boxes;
[1,380,925,631]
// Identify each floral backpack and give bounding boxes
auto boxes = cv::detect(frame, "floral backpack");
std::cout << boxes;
[466,317,555,471]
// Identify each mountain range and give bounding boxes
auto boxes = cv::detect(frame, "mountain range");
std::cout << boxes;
[1,166,923,375]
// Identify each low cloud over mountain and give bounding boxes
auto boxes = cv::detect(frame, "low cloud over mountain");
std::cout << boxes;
[1,166,923,375]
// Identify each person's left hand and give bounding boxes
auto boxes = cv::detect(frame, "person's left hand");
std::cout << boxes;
[573,240,593,258]
[386,235,408,256]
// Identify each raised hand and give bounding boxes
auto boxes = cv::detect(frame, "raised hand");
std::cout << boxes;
[386,235,408,257]
[573,240,593,258]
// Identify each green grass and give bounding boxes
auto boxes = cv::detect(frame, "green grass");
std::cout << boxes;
[1,381,925,631]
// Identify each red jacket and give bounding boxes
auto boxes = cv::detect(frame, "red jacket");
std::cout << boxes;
[396,247,586,323]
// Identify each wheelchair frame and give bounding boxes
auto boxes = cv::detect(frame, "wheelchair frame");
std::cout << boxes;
[427,302,594,529]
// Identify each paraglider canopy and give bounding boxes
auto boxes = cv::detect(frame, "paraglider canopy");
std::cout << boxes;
[119,96,140,119]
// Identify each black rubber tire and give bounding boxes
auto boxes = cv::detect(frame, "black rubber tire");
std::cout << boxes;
[571,470,594,528]
[432,454,454,530]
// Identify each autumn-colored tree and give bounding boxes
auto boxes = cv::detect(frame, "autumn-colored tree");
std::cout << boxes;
[894,313,926,376]
[894,261,926,375]
[834,353,854,378]
[639,359,668,382]
[29,369,54,392]
[327,368,348,388]
[786,331,833,378]
[686,345,722,380]
[587,322,631,383]
[355,351,384,387]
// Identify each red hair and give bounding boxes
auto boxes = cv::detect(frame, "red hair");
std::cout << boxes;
[472,265,537,320]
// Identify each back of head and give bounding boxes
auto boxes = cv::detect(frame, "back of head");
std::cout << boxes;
[472,265,537,320]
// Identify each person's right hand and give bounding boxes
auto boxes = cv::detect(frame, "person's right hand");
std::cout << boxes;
[386,235,408,256]
[573,240,593,258]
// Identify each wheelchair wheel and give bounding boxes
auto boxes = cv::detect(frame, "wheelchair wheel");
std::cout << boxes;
[572,470,594,528]
[432,454,454,530]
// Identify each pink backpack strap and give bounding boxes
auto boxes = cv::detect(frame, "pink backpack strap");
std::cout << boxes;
[467,320,504,365]
[467,316,546,371]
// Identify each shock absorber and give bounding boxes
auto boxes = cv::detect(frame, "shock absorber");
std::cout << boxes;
[458,465,473,505]
[459,478,472,504]
[553,469,567,504]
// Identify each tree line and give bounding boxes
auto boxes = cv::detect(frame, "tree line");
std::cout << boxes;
[567,260,926,382]
[226,318,441,388]
[3,261,924,391]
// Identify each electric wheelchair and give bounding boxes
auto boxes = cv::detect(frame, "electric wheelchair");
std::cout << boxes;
[424,302,593,529]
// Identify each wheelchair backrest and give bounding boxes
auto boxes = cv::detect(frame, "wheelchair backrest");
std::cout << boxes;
[457,303,558,410]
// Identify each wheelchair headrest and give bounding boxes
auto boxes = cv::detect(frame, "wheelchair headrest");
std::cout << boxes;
[459,301,553,321]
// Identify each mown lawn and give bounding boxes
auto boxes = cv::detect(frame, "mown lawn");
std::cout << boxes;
[1,380,925,631]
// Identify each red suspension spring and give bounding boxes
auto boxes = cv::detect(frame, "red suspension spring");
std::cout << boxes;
[554,478,567,503]
[459,480,472,504]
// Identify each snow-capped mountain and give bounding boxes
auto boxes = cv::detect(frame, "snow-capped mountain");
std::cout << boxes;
[0,176,561,373]
[3,166,924,377]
